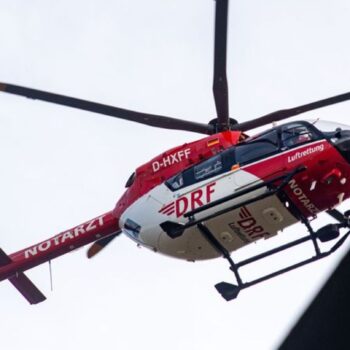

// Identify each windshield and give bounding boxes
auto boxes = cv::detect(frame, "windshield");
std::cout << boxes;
[308,119,350,133]
[281,123,318,148]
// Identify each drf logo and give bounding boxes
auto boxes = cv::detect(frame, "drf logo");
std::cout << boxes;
[236,206,270,239]
[229,206,270,242]
[159,182,216,217]
[152,148,191,173]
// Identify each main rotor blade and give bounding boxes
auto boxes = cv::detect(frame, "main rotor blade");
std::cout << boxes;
[213,0,230,131]
[0,82,213,134]
[87,231,122,259]
[234,91,350,132]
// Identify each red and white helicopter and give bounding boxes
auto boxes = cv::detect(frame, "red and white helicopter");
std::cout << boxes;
[2,0,350,304]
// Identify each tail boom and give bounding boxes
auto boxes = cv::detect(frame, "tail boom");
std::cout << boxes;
[0,211,119,283]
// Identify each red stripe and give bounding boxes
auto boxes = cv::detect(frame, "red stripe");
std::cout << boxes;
[159,202,175,213]
[162,206,175,214]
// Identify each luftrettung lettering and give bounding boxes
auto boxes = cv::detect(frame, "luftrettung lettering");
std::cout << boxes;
[287,144,324,163]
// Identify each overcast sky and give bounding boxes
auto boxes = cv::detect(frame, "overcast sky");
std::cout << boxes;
[1,1,350,349]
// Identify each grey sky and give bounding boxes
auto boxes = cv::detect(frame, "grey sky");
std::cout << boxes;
[1,1,350,349]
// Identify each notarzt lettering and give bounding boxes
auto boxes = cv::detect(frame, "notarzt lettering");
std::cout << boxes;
[24,215,105,259]
[288,179,320,214]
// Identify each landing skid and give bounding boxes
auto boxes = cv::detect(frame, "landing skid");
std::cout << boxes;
[197,214,350,301]
[160,166,350,301]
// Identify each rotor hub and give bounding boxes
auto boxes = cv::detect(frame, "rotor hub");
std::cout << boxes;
[208,117,238,133]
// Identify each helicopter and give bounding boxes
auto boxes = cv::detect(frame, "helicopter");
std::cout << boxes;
[2,0,350,304]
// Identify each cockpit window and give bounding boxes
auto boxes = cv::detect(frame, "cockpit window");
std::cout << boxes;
[167,173,184,190]
[166,149,238,191]
[281,123,317,149]
[236,130,279,165]
[166,123,322,192]
[125,172,136,188]
[166,154,225,191]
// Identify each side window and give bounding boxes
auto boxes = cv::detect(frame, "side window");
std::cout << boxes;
[166,173,184,190]
[194,154,223,181]
[236,130,279,165]
[125,172,136,188]
[221,147,236,171]
[166,154,224,191]
[281,124,317,149]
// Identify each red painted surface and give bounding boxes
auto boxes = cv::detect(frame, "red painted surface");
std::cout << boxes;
[245,140,350,217]
[113,131,242,219]
[0,211,119,281]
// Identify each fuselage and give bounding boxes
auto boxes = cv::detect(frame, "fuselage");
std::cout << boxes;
[114,121,350,261]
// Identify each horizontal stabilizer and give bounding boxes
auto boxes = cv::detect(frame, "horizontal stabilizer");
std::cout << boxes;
[0,248,46,304]
[0,248,11,266]
[9,273,46,304]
